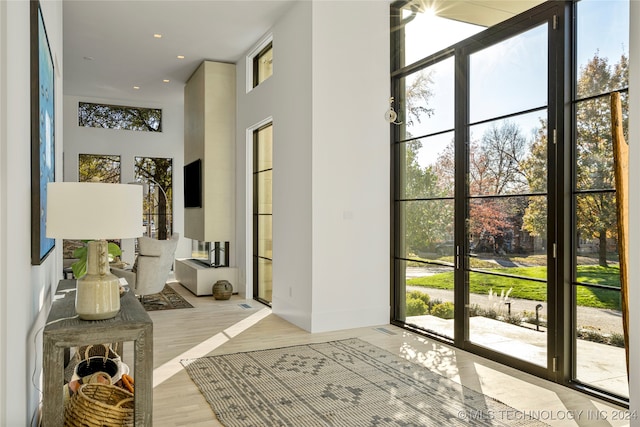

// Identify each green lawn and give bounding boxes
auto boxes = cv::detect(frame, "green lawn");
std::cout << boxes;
[407,264,621,310]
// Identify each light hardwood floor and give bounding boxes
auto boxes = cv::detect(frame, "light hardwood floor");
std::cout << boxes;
[138,280,630,427]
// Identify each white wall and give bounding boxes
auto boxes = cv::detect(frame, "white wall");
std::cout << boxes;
[628,0,638,422]
[235,0,389,332]
[0,1,64,424]
[63,95,190,262]
[309,1,390,332]
[236,0,314,326]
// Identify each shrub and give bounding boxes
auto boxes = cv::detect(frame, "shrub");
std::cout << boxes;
[505,314,522,325]
[407,290,430,306]
[406,298,428,316]
[610,333,625,348]
[428,298,442,312]
[431,302,454,319]
[481,308,498,319]
[577,328,607,344]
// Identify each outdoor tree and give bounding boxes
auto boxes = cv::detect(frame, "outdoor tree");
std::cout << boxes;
[405,69,435,127]
[402,139,452,254]
[398,67,455,255]
[574,52,628,266]
[78,102,162,132]
[78,154,121,183]
[463,122,531,252]
[521,119,548,241]
[134,157,173,240]
[476,121,529,195]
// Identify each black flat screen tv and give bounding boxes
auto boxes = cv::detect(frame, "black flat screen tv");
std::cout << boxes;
[184,159,202,208]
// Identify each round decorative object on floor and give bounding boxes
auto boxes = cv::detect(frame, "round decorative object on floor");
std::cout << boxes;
[212,280,233,300]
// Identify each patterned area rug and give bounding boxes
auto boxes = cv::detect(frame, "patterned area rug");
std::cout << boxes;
[182,338,547,426]
[141,284,193,311]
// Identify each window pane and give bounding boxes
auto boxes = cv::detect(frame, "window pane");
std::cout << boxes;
[468,111,547,197]
[78,102,162,132]
[574,285,627,397]
[257,258,272,301]
[575,192,618,274]
[398,9,482,68]
[576,0,629,99]
[397,133,454,199]
[469,273,547,367]
[396,200,454,261]
[399,259,455,340]
[470,24,547,123]
[78,154,121,183]
[257,215,272,259]
[575,98,615,192]
[134,157,173,240]
[469,196,547,258]
[257,171,272,214]
[255,125,273,171]
[254,43,273,87]
[401,57,455,138]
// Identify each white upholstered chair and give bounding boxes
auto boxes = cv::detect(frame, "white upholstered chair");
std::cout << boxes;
[111,233,179,302]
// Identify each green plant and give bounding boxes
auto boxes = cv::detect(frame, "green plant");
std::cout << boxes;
[72,241,122,278]
[431,302,454,319]
[427,298,442,312]
[407,290,430,306]
[406,298,428,316]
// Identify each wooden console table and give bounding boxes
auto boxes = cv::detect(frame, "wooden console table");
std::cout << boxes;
[42,279,153,426]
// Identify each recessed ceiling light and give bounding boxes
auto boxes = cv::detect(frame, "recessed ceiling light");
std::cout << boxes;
[83,56,94,61]
[177,55,185,59]
[133,86,140,90]
[153,33,162,38]
[163,79,170,83]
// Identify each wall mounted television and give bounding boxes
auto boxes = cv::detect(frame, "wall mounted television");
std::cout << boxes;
[183,159,202,208]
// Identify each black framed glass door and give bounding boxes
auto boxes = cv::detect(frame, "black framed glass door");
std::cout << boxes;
[460,19,553,372]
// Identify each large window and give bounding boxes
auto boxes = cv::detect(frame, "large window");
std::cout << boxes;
[573,0,628,397]
[78,102,162,132]
[391,0,629,403]
[134,157,173,240]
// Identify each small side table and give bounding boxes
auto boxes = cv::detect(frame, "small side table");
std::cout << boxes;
[42,279,153,426]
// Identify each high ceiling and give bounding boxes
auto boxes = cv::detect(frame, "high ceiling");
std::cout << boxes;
[62,0,544,105]
[63,0,295,104]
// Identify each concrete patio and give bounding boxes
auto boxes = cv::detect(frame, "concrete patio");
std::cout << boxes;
[406,314,629,398]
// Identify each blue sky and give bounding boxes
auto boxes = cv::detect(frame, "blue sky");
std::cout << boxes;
[402,0,629,170]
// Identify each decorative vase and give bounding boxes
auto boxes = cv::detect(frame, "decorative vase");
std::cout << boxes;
[212,280,233,300]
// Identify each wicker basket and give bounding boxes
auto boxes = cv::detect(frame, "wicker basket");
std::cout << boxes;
[75,344,120,362]
[64,383,134,427]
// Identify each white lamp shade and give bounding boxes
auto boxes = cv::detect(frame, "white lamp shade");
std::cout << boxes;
[46,182,143,240]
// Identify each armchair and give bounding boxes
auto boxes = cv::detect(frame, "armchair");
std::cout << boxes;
[112,233,179,302]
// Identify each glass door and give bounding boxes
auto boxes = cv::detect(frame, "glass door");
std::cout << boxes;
[462,21,551,369]
[253,123,273,304]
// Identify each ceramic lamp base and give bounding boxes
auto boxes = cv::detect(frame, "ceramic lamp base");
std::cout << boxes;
[75,275,121,320]
[75,240,121,320]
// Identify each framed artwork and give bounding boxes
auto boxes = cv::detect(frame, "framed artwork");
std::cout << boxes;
[30,1,55,265]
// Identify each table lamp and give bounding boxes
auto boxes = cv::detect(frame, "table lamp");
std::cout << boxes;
[46,182,143,320]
